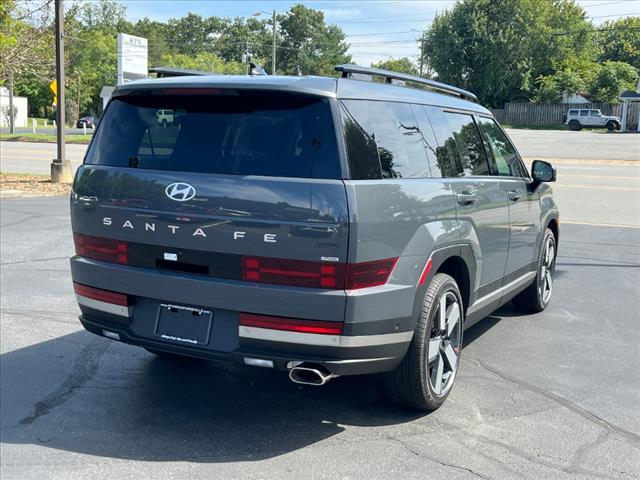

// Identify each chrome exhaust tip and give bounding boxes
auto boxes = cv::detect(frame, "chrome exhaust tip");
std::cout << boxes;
[289,364,337,386]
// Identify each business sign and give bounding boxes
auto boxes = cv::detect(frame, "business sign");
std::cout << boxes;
[117,33,148,85]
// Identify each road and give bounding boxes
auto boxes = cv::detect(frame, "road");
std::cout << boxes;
[1,197,638,480]
[507,129,640,161]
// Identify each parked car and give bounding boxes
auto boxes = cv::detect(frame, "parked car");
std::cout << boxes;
[70,64,559,411]
[76,116,97,129]
[156,109,174,126]
[564,108,621,131]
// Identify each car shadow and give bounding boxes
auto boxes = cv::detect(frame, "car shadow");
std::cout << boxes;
[0,330,423,463]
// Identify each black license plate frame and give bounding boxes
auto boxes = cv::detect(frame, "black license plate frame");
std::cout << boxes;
[154,303,213,346]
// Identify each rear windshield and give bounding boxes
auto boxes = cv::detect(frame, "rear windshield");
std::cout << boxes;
[85,91,341,179]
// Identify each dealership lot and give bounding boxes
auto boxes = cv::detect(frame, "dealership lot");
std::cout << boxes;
[1,130,639,479]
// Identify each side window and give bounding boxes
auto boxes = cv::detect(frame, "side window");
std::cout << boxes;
[579,110,589,116]
[410,105,448,178]
[340,102,380,180]
[568,109,578,116]
[590,110,600,117]
[423,106,464,177]
[476,117,526,177]
[442,111,490,176]
[340,100,430,179]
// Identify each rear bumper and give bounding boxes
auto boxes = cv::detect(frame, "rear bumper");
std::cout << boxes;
[71,256,416,376]
[79,314,407,376]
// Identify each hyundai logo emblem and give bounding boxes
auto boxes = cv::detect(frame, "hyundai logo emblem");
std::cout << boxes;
[165,182,196,202]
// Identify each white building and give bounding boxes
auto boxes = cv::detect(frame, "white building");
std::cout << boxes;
[0,87,28,128]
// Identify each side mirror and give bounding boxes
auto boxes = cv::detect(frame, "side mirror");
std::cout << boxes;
[531,160,556,184]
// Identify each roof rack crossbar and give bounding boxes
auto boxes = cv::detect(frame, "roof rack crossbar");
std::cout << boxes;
[335,64,478,103]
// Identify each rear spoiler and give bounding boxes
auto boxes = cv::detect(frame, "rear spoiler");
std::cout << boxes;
[149,67,218,78]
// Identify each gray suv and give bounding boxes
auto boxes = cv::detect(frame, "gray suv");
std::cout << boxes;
[70,64,559,411]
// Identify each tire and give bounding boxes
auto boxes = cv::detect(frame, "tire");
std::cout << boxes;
[512,228,556,313]
[568,120,581,131]
[606,121,619,132]
[383,273,464,411]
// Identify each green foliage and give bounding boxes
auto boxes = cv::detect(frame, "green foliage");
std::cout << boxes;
[532,76,561,103]
[159,52,245,74]
[597,17,640,68]
[423,0,596,107]
[589,61,638,103]
[278,4,351,76]
[371,58,418,76]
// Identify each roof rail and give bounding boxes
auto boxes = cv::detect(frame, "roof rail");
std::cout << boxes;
[149,67,218,78]
[335,64,478,103]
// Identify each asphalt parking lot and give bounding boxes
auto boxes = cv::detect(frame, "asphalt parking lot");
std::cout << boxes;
[1,131,639,479]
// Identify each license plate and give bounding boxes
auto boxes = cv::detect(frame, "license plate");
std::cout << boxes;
[154,303,212,346]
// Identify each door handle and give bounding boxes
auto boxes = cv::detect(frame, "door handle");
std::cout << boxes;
[456,193,477,205]
[507,190,523,202]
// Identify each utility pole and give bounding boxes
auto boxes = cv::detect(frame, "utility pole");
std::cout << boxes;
[419,32,425,77]
[272,10,277,75]
[8,73,14,134]
[51,0,72,183]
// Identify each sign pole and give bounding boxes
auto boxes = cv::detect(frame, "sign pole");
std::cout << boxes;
[51,0,72,183]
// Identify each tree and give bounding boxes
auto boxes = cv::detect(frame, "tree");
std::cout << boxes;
[278,4,351,76]
[0,0,54,84]
[597,17,640,68]
[371,58,418,76]
[532,75,561,103]
[422,0,596,107]
[216,17,271,65]
[589,61,638,103]
[165,13,221,57]
[159,52,245,74]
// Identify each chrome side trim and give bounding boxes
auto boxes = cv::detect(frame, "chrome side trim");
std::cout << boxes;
[467,271,536,315]
[76,294,132,317]
[239,326,413,348]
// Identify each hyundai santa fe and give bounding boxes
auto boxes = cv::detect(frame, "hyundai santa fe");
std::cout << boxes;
[70,64,559,411]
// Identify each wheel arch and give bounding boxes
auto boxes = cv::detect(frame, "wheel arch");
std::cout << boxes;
[546,216,559,248]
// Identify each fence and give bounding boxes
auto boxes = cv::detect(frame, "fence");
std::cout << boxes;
[491,102,640,128]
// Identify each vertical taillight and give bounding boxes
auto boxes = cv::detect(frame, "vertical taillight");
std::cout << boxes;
[242,256,397,290]
[74,234,128,264]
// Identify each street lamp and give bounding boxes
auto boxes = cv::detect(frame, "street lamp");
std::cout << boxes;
[253,10,277,75]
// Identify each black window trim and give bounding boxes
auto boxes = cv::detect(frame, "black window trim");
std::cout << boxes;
[476,114,532,181]
[440,109,493,178]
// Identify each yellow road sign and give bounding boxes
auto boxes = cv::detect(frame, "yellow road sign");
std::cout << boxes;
[49,79,57,95]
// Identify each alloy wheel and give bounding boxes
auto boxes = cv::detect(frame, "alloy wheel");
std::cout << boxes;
[427,291,462,396]
[539,236,555,304]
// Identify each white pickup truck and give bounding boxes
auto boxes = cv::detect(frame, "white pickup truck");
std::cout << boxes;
[564,109,621,131]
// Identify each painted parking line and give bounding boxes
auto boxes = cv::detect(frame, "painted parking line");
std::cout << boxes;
[557,184,640,192]
[562,220,640,229]
[559,174,640,180]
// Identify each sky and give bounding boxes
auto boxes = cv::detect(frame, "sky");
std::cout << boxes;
[113,0,640,66]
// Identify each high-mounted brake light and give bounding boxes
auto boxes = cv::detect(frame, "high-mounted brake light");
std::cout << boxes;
[242,256,397,290]
[73,282,130,306]
[240,313,343,335]
[74,234,128,264]
[161,88,221,95]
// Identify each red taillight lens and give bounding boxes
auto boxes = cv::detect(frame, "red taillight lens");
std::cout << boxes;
[73,282,130,306]
[242,256,397,290]
[239,313,343,335]
[242,257,346,289]
[345,258,398,289]
[74,234,128,264]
